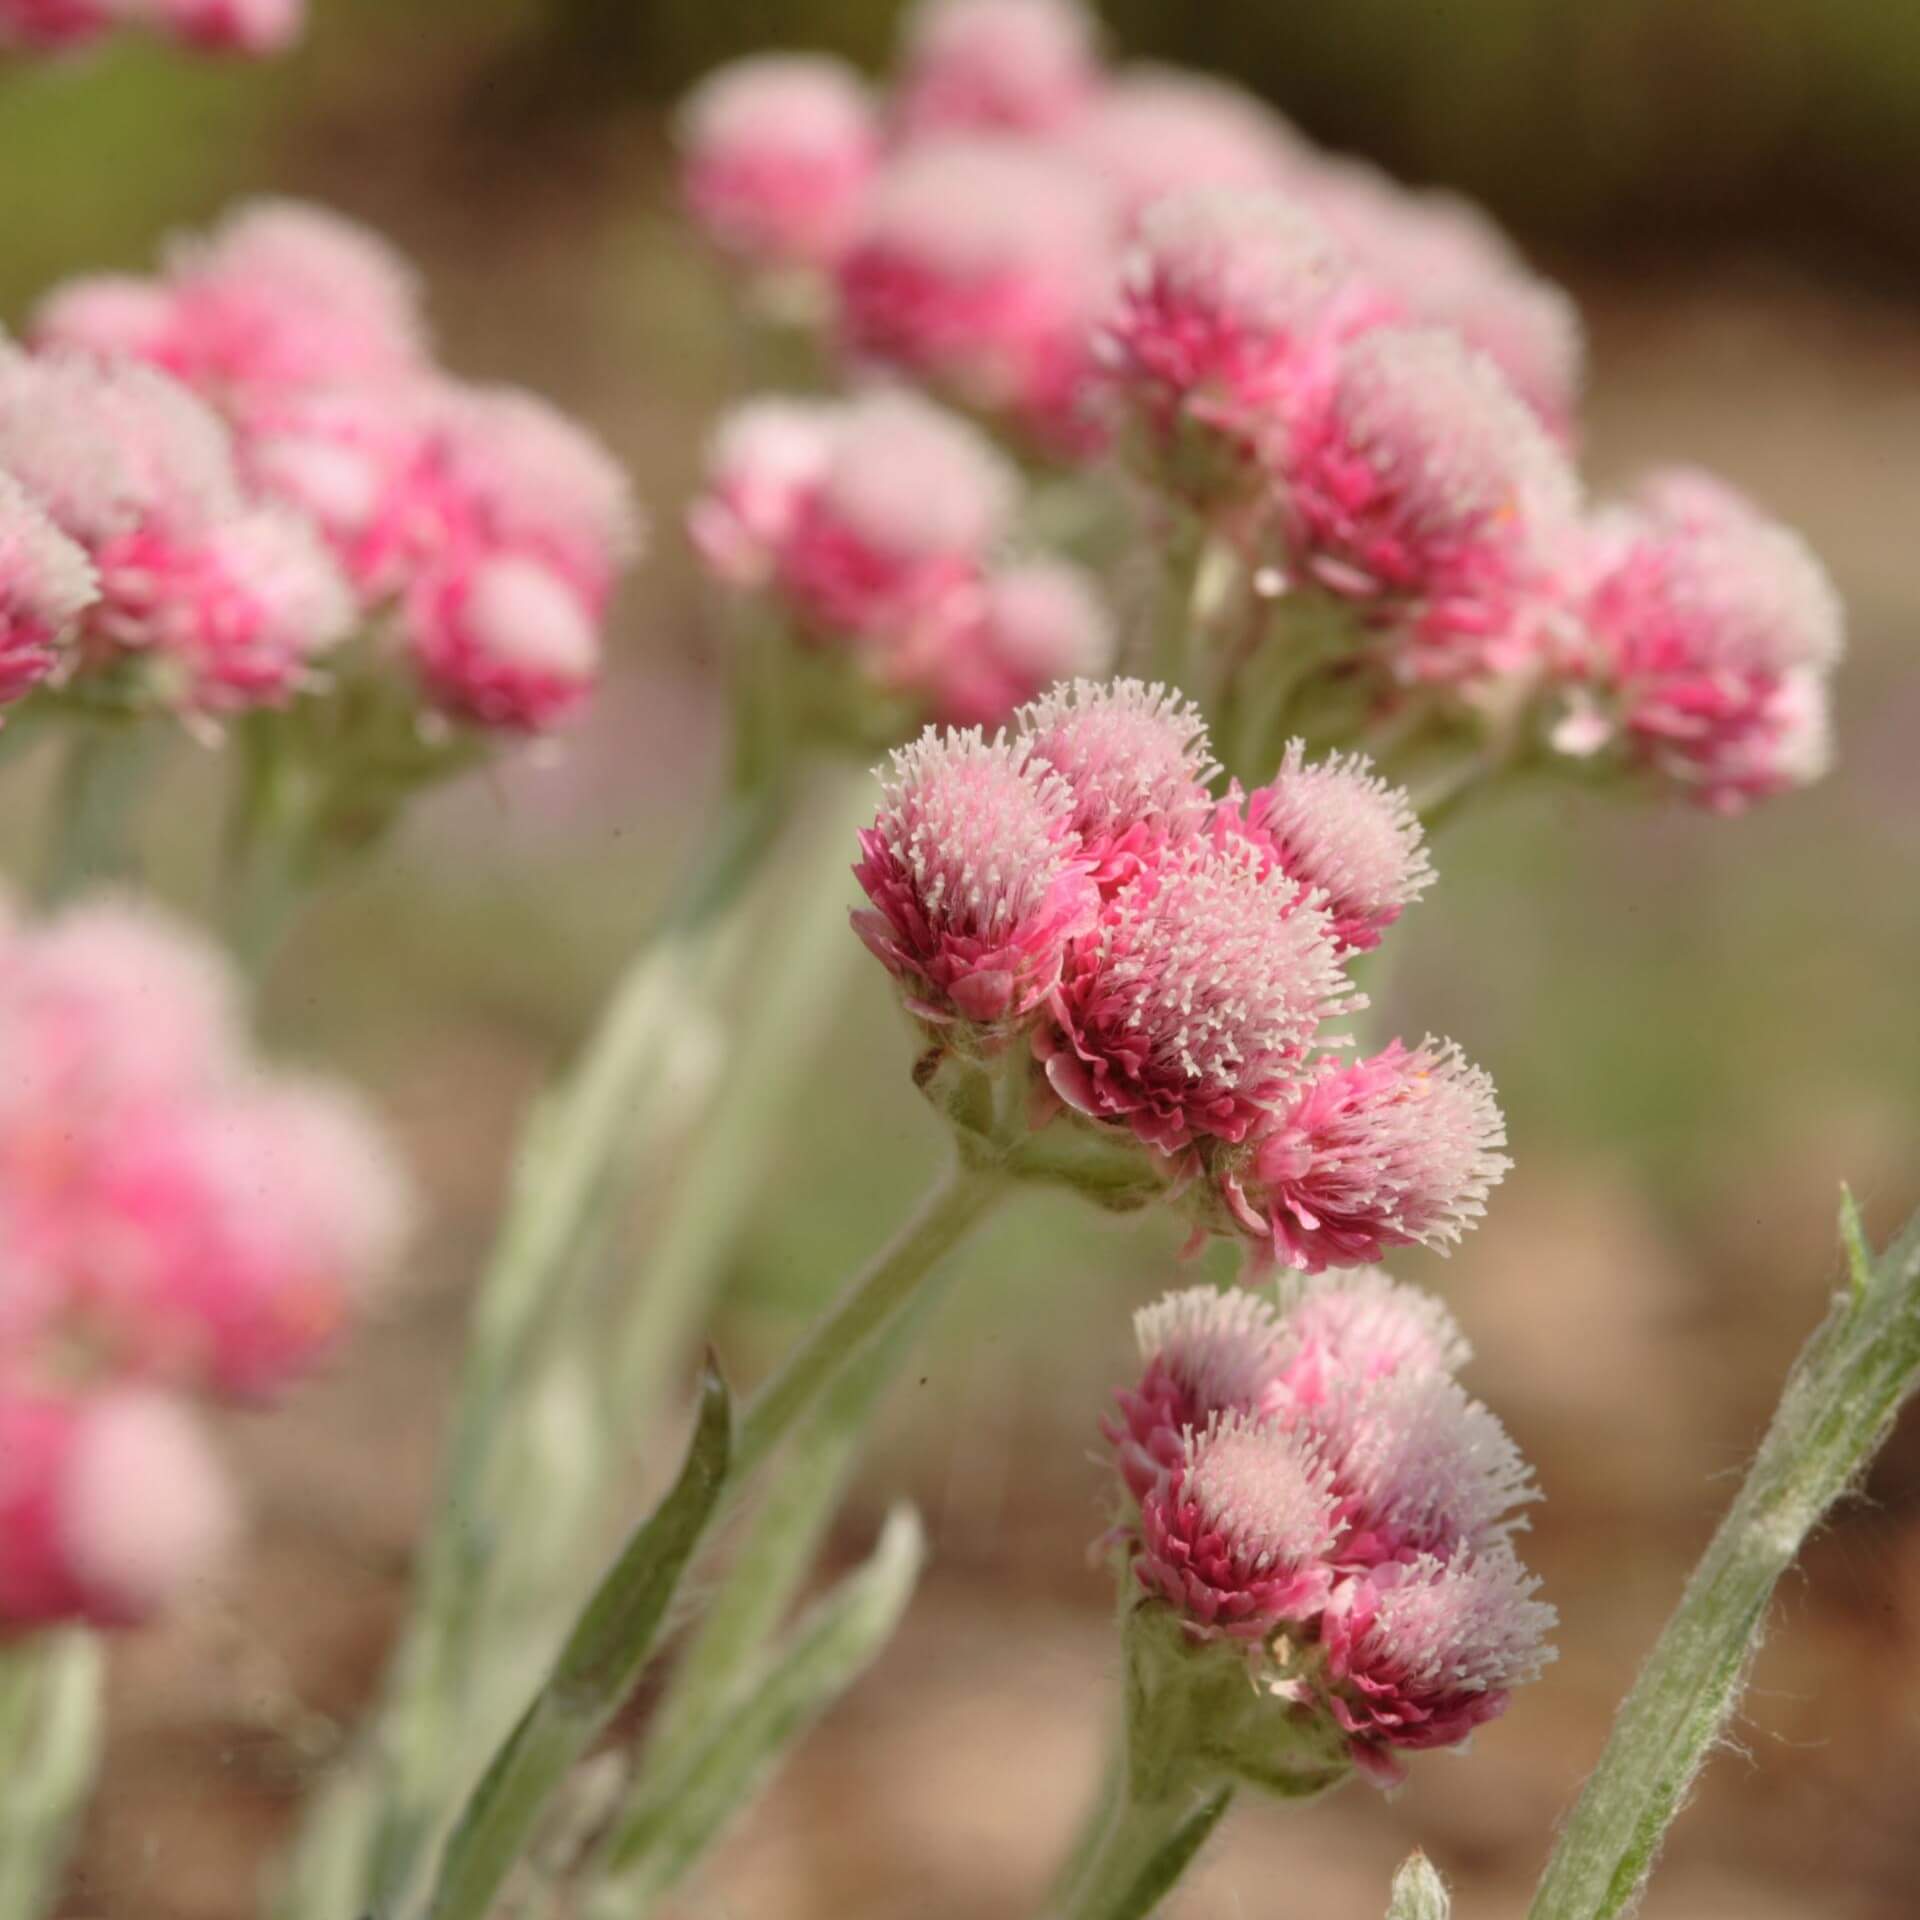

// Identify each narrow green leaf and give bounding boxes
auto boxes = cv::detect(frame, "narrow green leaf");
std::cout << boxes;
[1388,1852,1451,1920]
[1838,1186,1871,1300]
[427,1362,732,1920]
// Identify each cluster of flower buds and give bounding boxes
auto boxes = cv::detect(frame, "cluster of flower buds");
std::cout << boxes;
[0,890,412,1634]
[0,0,301,56]
[27,199,642,735]
[1106,1274,1554,1786]
[852,680,1508,1266]
[690,389,1113,735]
[677,1,1843,812]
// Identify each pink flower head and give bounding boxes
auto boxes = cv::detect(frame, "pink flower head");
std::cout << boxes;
[1071,69,1308,230]
[76,1073,412,1401]
[677,55,880,276]
[1561,470,1843,811]
[1016,677,1217,888]
[1225,740,1432,953]
[0,1387,235,1633]
[1106,1285,1287,1500]
[776,389,1015,649]
[1137,1411,1337,1636]
[1275,325,1580,682]
[1041,836,1357,1154]
[418,382,641,613]
[930,558,1115,726]
[0,0,112,49]
[1229,1039,1508,1274]
[1098,186,1350,488]
[1319,1546,1556,1782]
[688,396,839,591]
[161,198,429,396]
[30,274,183,366]
[852,725,1099,1028]
[405,552,600,734]
[894,0,1101,138]
[1305,161,1584,440]
[151,0,303,53]
[1308,1368,1538,1567]
[0,469,96,706]
[1268,1268,1471,1412]
[836,137,1118,455]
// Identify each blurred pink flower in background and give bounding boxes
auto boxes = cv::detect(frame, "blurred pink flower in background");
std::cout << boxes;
[893,0,1102,139]
[0,0,303,52]
[0,469,96,707]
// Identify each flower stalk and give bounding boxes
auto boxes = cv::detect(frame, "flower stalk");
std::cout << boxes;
[0,1634,104,1920]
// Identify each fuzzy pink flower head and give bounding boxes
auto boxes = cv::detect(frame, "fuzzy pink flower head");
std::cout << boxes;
[1099,186,1350,481]
[419,382,641,612]
[1306,161,1584,439]
[894,0,1101,138]
[775,389,1016,645]
[162,198,429,395]
[1106,1285,1288,1500]
[1309,1368,1538,1567]
[1231,1039,1509,1275]
[30,274,184,366]
[0,1387,235,1633]
[1137,1411,1337,1636]
[1269,1269,1471,1414]
[852,726,1099,1028]
[0,0,113,49]
[678,55,880,275]
[0,470,96,706]
[1563,470,1844,811]
[405,552,600,735]
[151,0,303,53]
[1071,69,1308,230]
[1276,325,1581,681]
[930,558,1116,726]
[1320,1546,1556,1781]
[1016,677,1217,888]
[1229,741,1432,953]
[688,396,839,592]
[836,137,1118,455]
[1041,836,1357,1154]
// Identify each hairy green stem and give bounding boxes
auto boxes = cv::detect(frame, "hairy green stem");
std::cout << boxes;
[40,719,162,903]
[1049,1777,1235,1920]
[0,1634,104,1920]
[1529,1195,1920,1920]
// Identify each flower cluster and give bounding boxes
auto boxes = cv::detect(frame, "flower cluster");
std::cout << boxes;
[0,0,301,55]
[1107,1275,1555,1784]
[0,891,412,1634]
[29,199,642,734]
[690,389,1112,733]
[853,680,1507,1267]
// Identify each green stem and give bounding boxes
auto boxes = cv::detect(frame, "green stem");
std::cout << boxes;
[0,1633,105,1920]
[220,722,325,979]
[40,719,163,903]
[1049,1775,1235,1920]
[1529,1195,1920,1920]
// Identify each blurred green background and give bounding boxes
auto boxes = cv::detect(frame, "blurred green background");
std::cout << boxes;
[3,3,1918,1916]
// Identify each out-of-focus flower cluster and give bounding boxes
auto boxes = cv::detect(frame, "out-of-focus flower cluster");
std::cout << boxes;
[677,0,1843,812]
[0,0,301,57]
[0,890,412,1635]
[21,199,642,735]
[1108,1275,1554,1785]
[853,679,1508,1270]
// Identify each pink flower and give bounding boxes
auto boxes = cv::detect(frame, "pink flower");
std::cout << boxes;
[151,0,303,53]
[1016,677,1216,888]
[1267,1268,1470,1412]
[1220,741,1432,953]
[1040,836,1357,1154]
[1558,470,1843,812]
[688,397,839,591]
[405,551,600,734]
[929,558,1115,725]
[852,726,1099,1028]
[893,0,1101,138]
[0,1387,235,1633]
[678,55,880,276]
[1226,1039,1509,1273]
[1319,1547,1556,1782]
[0,470,96,707]
[1098,186,1350,491]
[836,137,1118,456]
[0,0,114,49]
[30,274,184,365]
[1136,1411,1337,1635]
[1274,325,1580,682]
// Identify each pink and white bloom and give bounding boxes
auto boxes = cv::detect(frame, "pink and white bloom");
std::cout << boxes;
[1269,1268,1470,1410]
[29,275,183,366]
[852,726,1099,1028]
[688,397,839,591]
[893,0,1101,138]
[836,137,1118,455]
[1557,470,1843,812]
[150,0,303,53]
[929,558,1115,725]
[0,0,114,48]
[1273,325,1581,682]
[678,55,880,277]
[1226,1039,1509,1273]
[0,470,96,707]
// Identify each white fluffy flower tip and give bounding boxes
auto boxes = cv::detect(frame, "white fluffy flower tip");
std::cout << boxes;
[1125,185,1347,336]
[1135,1285,1286,1413]
[1276,1268,1472,1382]
[679,53,876,159]
[1183,1411,1339,1567]
[0,468,98,632]
[1362,1546,1559,1694]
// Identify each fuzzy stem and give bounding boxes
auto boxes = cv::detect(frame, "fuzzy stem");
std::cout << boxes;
[1529,1195,1920,1920]
[40,718,162,904]
[1049,1775,1235,1920]
[0,1633,104,1920]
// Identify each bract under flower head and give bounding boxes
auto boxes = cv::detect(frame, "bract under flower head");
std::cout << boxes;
[894,0,1101,138]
